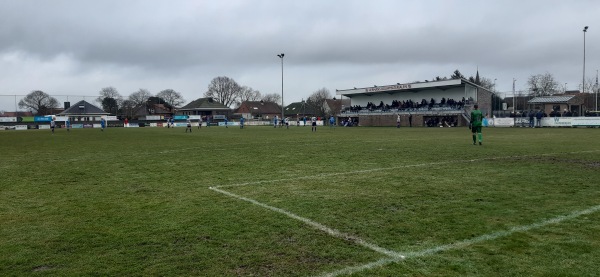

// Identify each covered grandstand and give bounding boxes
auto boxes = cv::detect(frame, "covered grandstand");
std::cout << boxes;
[336,78,493,127]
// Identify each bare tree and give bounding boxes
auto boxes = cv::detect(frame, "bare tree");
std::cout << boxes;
[451,69,464,79]
[204,76,241,107]
[96,87,122,105]
[18,90,59,115]
[128,89,153,107]
[237,86,261,107]
[119,99,136,119]
[578,77,597,94]
[527,72,560,96]
[261,93,282,105]
[101,97,119,114]
[157,89,185,107]
[478,77,495,90]
[307,87,331,117]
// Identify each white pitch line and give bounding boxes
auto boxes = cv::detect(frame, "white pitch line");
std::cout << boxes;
[214,149,600,189]
[315,257,396,277]
[208,149,600,276]
[316,204,600,277]
[405,204,600,258]
[209,186,405,260]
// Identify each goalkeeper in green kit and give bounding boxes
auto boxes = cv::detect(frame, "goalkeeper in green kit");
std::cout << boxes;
[470,104,484,145]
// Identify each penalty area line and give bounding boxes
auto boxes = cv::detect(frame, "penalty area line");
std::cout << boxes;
[315,204,600,277]
[214,149,600,189]
[208,186,405,260]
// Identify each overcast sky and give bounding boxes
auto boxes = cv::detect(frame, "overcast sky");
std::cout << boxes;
[1,0,599,112]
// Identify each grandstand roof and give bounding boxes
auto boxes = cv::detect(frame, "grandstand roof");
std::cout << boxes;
[336,78,489,97]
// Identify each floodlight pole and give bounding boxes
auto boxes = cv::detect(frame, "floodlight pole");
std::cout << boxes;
[583,26,588,95]
[595,69,600,112]
[277,53,285,122]
[493,78,497,114]
[512,78,516,113]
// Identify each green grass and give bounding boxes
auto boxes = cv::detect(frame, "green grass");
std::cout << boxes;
[1,125,599,276]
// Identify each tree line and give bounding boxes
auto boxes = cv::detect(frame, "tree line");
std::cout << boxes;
[18,70,592,116]
[16,75,325,116]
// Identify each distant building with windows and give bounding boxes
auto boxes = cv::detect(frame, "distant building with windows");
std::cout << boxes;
[178,97,231,117]
[236,101,281,120]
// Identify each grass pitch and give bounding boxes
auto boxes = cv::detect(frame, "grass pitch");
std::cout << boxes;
[1,125,599,276]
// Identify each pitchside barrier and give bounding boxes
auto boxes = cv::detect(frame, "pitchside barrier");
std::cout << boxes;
[487,117,600,127]
[5,117,599,130]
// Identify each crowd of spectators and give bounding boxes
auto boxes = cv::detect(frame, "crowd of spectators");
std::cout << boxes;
[425,116,457,127]
[508,109,580,118]
[345,97,467,113]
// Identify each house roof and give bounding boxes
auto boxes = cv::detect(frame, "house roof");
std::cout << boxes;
[528,95,576,104]
[237,101,281,114]
[284,101,315,116]
[59,100,109,115]
[179,97,230,111]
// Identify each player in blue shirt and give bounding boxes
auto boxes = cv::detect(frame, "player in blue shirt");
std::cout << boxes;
[100,118,106,131]
[240,117,245,129]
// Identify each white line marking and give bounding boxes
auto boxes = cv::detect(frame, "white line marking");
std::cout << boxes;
[214,150,600,189]
[208,149,600,276]
[209,186,405,260]
[316,204,600,277]
[315,258,396,277]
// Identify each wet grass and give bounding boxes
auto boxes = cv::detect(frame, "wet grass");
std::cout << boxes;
[1,126,599,276]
